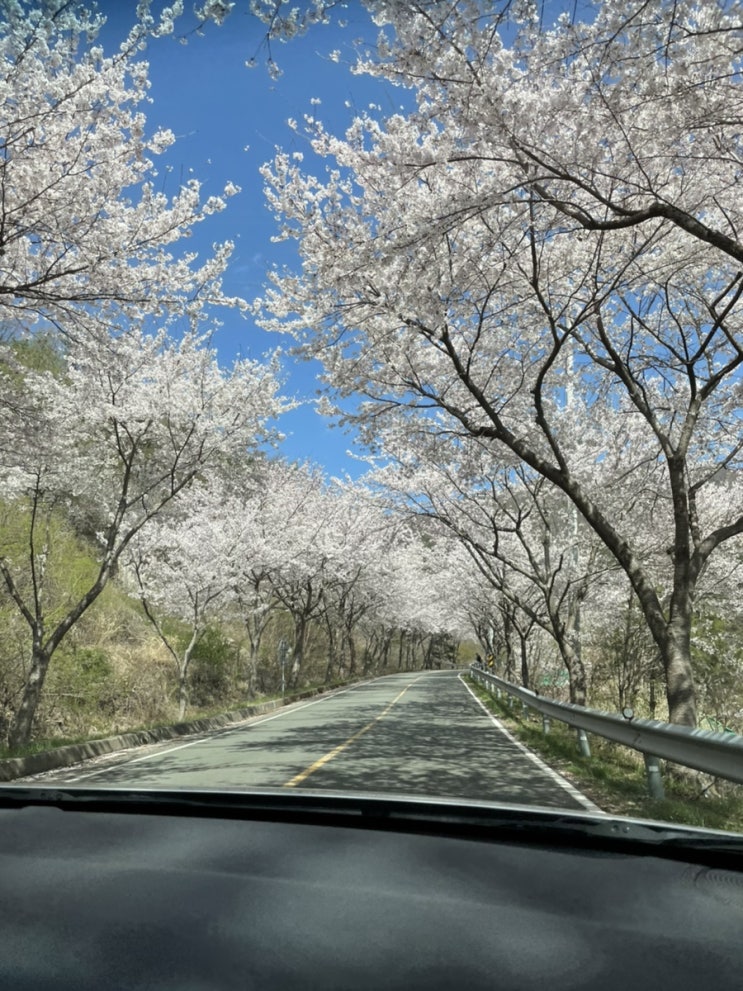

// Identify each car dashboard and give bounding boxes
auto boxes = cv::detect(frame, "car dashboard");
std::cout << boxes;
[1,788,741,990]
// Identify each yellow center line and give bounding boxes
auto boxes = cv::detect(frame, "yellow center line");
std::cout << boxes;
[284,680,418,788]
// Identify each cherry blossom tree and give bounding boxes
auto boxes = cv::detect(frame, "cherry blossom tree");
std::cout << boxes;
[257,0,743,726]
[442,536,549,687]
[243,461,332,686]
[356,524,469,671]
[373,434,620,704]
[257,465,402,685]
[0,324,285,746]
[0,2,244,337]
[224,458,459,685]
[318,481,410,679]
[180,458,449,692]
[357,0,743,262]
[228,491,284,696]
[219,460,315,693]
[125,482,246,719]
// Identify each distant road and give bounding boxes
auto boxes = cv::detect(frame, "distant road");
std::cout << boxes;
[21,672,598,810]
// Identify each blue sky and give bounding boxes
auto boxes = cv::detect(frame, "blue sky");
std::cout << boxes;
[96,2,405,478]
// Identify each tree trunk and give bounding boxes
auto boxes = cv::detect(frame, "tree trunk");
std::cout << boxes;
[614,592,635,711]
[518,632,529,690]
[245,645,258,699]
[175,629,202,721]
[557,636,587,707]
[244,622,267,698]
[662,616,697,726]
[8,643,50,749]
[658,459,698,726]
[178,670,188,721]
[547,582,587,706]
[423,638,433,670]
[502,609,515,681]
[380,634,390,669]
[324,612,338,684]
[290,614,307,688]
[649,673,657,719]
[348,631,357,675]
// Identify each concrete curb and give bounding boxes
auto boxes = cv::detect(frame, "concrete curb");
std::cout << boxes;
[0,684,336,783]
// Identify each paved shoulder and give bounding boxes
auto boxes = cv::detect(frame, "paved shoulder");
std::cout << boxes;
[455,676,599,810]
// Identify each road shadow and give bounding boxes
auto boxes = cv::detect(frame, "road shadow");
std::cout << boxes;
[52,675,586,809]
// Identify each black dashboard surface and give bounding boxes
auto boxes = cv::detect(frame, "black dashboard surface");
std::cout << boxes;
[1,801,742,990]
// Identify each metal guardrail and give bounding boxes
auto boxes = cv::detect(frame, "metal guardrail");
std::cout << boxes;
[469,666,743,797]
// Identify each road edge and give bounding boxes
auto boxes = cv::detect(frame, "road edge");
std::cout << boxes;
[459,674,603,814]
[0,682,359,783]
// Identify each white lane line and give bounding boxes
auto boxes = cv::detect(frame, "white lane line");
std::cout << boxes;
[61,678,390,783]
[459,674,603,814]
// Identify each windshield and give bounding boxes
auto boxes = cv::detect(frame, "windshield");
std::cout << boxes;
[0,0,742,840]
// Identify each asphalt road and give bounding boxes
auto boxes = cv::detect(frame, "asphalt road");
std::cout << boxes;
[21,672,598,810]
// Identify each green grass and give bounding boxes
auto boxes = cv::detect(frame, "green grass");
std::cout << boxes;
[468,678,743,834]
[0,735,95,761]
